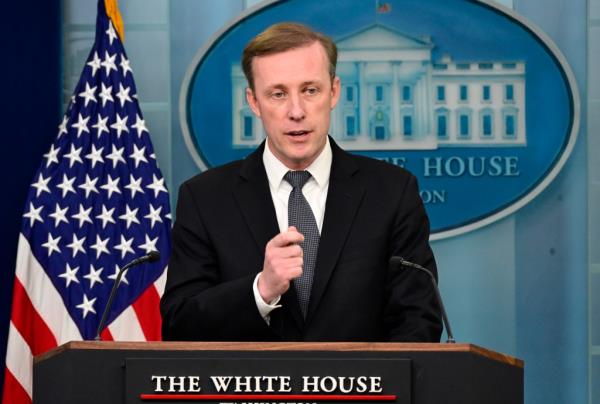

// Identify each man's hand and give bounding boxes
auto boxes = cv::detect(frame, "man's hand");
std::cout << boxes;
[258,226,304,303]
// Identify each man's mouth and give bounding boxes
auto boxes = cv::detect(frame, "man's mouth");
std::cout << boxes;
[286,130,310,137]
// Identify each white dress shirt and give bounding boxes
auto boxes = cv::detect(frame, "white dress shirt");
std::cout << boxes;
[252,138,332,320]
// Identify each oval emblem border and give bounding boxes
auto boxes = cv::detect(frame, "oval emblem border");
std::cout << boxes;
[178,0,580,241]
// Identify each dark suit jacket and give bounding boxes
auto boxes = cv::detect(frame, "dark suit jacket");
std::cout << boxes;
[160,139,442,342]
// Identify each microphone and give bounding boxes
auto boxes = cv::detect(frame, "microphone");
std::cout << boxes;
[94,251,161,340]
[389,256,455,343]
[128,250,161,266]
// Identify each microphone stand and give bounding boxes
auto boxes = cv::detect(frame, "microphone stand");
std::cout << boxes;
[94,251,160,340]
[390,256,456,343]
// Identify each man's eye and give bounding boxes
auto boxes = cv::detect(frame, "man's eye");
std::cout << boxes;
[305,87,319,95]
[271,91,285,99]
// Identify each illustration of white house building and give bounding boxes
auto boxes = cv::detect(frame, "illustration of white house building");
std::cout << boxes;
[231,24,526,150]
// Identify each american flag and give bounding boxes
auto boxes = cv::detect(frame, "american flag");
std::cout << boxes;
[2,1,171,402]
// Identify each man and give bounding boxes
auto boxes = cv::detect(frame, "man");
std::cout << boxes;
[160,22,442,342]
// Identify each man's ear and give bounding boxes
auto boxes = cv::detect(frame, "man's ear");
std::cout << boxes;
[246,87,261,117]
[330,76,341,110]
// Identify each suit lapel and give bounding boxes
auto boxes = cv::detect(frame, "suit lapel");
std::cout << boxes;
[306,140,365,323]
[232,145,279,257]
[232,144,305,329]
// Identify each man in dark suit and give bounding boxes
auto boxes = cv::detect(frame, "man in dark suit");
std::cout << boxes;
[160,22,442,342]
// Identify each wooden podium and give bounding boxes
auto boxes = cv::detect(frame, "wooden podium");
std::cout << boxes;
[33,342,523,404]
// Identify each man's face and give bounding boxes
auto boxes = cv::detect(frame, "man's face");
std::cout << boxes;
[246,41,340,170]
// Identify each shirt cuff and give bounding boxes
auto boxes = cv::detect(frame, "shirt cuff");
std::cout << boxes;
[253,273,282,323]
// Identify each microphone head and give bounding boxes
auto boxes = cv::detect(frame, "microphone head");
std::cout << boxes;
[389,256,407,267]
[147,250,161,263]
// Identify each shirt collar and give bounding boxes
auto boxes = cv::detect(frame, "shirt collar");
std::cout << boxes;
[262,137,332,189]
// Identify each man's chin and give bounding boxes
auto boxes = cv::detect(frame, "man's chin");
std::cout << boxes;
[282,152,317,171]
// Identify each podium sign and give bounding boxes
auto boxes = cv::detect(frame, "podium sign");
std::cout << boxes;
[125,357,411,403]
[33,342,523,404]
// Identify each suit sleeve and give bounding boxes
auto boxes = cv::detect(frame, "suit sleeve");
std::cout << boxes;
[160,181,277,341]
[383,174,443,342]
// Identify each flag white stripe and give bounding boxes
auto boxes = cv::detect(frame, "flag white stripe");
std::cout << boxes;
[5,322,33,398]
[107,305,146,341]
[154,266,168,296]
[15,234,82,343]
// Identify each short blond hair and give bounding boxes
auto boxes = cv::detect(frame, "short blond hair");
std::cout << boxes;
[242,22,337,90]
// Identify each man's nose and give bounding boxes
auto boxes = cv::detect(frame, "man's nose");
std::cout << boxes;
[287,93,306,121]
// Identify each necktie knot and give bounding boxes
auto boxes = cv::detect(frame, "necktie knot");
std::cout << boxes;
[284,170,311,189]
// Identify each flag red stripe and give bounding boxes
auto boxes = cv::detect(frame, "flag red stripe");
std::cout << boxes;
[101,327,114,341]
[132,285,162,341]
[2,368,32,404]
[9,278,57,356]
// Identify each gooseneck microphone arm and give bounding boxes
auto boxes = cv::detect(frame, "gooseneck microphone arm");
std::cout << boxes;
[94,251,161,341]
[389,256,456,343]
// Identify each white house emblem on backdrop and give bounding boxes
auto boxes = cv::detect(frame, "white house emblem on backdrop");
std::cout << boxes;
[231,25,526,151]
[181,0,579,239]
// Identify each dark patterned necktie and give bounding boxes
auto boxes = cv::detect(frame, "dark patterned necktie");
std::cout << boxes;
[284,170,320,318]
